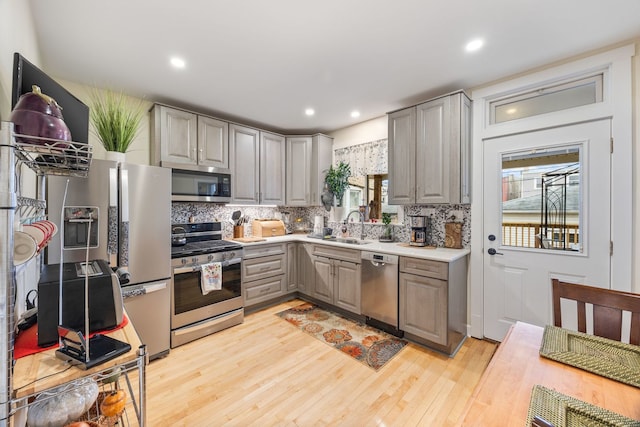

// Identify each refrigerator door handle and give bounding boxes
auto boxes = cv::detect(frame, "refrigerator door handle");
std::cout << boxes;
[119,169,130,269]
[108,168,118,267]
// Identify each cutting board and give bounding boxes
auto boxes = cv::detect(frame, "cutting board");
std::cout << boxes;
[444,222,462,249]
[232,237,267,243]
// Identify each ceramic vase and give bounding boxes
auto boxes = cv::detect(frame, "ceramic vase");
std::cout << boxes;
[105,151,126,163]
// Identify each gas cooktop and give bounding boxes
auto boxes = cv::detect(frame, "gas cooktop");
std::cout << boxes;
[171,240,242,258]
[171,222,242,258]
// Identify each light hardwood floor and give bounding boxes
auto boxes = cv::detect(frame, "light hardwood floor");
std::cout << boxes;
[145,299,496,426]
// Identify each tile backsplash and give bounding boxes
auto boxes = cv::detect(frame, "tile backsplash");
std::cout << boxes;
[171,203,470,248]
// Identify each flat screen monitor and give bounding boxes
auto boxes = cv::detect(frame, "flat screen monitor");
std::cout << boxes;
[11,52,89,144]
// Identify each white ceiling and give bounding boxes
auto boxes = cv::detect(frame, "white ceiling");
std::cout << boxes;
[27,0,640,134]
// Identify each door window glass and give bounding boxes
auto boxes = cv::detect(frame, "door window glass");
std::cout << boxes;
[501,146,581,251]
[490,74,603,124]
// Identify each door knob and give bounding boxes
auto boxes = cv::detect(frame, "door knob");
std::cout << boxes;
[488,234,496,241]
[487,248,503,256]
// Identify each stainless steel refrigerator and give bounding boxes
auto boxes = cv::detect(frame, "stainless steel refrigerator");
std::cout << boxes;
[46,159,171,359]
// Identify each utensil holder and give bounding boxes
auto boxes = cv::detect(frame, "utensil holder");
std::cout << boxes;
[233,226,244,238]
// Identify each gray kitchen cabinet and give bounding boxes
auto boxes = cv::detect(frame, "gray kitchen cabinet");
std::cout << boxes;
[312,256,334,303]
[151,104,229,169]
[286,134,332,206]
[243,243,287,307]
[388,107,416,205]
[399,255,468,355]
[310,244,361,314]
[298,243,314,295]
[388,90,471,204]
[229,124,285,205]
[198,115,229,169]
[260,131,286,205]
[286,242,298,292]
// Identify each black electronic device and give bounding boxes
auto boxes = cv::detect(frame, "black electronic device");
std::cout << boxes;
[37,260,124,347]
[55,325,131,370]
[11,52,89,144]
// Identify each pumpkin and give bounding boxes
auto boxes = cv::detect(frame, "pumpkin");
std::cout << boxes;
[99,390,126,418]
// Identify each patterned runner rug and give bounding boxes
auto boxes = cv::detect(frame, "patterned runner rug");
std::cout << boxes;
[276,302,407,370]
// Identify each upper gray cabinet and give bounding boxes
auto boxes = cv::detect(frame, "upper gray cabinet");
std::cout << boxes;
[198,115,229,169]
[260,131,286,205]
[388,91,471,204]
[285,134,332,206]
[151,104,229,170]
[229,124,285,205]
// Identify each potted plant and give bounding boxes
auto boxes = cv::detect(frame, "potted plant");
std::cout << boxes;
[89,88,144,161]
[324,161,351,207]
[379,212,394,242]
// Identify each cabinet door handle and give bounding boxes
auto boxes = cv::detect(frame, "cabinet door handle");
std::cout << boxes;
[192,147,197,160]
[199,148,203,162]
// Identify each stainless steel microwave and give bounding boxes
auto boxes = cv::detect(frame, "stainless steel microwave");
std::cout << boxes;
[171,168,231,203]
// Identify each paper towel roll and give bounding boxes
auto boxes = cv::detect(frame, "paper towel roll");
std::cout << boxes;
[313,215,324,235]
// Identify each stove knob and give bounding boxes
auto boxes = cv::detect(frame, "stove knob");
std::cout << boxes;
[192,257,198,264]
[227,252,235,260]
[208,254,214,262]
[181,258,187,266]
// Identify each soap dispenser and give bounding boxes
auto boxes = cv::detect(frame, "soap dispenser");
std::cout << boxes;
[340,221,349,238]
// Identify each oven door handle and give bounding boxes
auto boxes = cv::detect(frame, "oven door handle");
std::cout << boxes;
[173,258,242,274]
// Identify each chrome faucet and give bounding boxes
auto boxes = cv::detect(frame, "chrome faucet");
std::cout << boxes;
[346,209,365,240]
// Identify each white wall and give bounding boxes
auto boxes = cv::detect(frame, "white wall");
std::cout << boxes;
[55,79,152,165]
[0,0,41,120]
[329,115,387,150]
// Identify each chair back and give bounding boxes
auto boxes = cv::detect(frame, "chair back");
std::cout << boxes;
[552,279,640,345]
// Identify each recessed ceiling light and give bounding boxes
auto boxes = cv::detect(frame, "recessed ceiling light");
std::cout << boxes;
[351,110,360,118]
[465,38,484,52]
[170,57,186,68]
[305,108,315,116]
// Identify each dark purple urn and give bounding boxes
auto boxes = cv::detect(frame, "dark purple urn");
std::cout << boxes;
[10,85,72,145]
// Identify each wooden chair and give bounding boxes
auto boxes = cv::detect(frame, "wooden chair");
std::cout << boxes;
[552,279,640,345]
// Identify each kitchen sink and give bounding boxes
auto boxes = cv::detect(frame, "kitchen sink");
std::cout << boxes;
[335,237,372,245]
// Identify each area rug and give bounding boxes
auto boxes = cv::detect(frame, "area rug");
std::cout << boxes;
[276,302,407,370]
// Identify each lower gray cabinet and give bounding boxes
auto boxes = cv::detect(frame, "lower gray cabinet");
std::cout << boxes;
[399,255,468,355]
[286,242,298,292]
[243,243,286,307]
[309,244,361,314]
[399,272,447,345]
[298,243,314,295]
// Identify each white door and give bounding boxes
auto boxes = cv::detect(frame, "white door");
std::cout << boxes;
[483,120,611,341]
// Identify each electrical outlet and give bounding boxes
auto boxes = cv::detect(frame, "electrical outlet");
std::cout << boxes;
[449,210,464,223]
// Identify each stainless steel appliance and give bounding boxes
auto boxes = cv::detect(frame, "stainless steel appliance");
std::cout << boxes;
[171,222,243,347]
[360,251,403,337]
[409,215,431,247]
[171,168,231,203]
[46,159,172,360]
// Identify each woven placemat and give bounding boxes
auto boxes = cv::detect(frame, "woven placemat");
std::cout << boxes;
[539,325,640,388]
[526,385,640,426]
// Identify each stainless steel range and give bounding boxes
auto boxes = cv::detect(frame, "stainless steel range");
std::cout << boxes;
[170,222,243,347]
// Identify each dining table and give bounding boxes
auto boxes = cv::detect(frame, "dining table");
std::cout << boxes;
[458,321,640,425]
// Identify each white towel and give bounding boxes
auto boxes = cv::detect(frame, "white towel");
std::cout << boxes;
[201,262,222,295]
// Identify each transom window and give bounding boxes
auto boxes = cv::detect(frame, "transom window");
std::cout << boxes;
[490,74,603,124]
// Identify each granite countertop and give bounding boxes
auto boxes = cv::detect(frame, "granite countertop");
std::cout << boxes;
[233,234,469,262]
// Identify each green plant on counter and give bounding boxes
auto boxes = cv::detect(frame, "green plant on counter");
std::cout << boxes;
[324,161,351,205]
[380,212,393,242]
[382,212,392,226]
[89,88,144,153]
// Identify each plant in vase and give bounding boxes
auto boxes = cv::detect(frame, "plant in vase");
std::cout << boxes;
[324,161,351,208]
[379,212,394,242]
[89,88,144,161]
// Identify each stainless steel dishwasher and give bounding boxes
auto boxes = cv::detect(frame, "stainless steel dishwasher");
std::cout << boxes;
[361,251,403,337]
